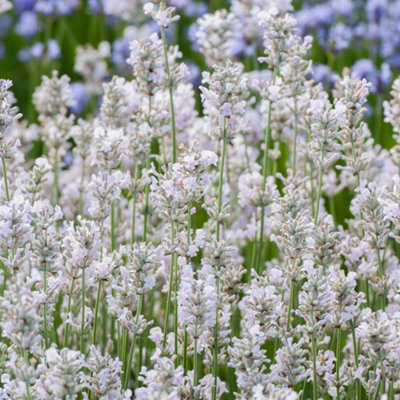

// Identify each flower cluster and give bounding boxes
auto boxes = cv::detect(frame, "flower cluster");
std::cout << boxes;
[0,1,400,400]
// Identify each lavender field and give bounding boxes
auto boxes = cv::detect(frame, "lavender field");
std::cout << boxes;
[0,0,399,399]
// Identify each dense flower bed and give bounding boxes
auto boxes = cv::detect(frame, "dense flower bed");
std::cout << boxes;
[0,1,400,399]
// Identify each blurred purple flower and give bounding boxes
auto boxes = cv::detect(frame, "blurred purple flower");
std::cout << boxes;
[14,0,35,12]
[16,11,39,38]
[352,59,392,93]
[70,82,90,115]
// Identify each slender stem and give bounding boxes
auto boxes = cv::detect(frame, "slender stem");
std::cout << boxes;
[142,97,152,243]
[212,121,227,400]
[314,169,323,224]
[212,276,220,400]
[286,279,295,331]
[122,328,129,374]
[292,97,298,171]
[311,312,318,400]
[78,157,85,216]
[81,265,86,354]
[336,326,342,400]
[111,201,116,251]
[216,121,227,241]
[349,132,365,238]
[163,220,176,348]
[0,149,10,299]
[160,22,177,163]
[131,165,139,247]
[174,257,178,363]
[256,70,277,273]
[310,164,315,217]
[183,327,188,374]
[43,266,49,349]
[194,323,199,386]
[256,207,266,275]
[124,294,143,389]
[300,378,307,400]
[161,137,167,165]
[389,378,394,400]
[249,226,258,280]
[187,201,192,246]
[92,280,102,346]
[143,159,150,243]
[365,279,370,308]
[350,320,361,400]
[183,201,192,372]
[53,148,59,205]
[64,278,75,347]
[23,349,32,400]
[1,157,10,202]
[376,247,385,310]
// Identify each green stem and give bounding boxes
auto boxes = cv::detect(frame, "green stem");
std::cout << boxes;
[286,279,295,331]
[336,326,341,400]
[256,69,277,273]
[124,294,143,389]
[365,279,370,308]
[23,349,32,400]
[187,201,192,245]
[212,276,220,400]
[64,278,75,347]
[174,258,178,363]
[183,326,188,374]
[182,201,193,373]
[142,159,150,242]
[111,201,116,251]
[314,169,323,224]
[53,148,59,205]
[160,22,177,163]
[194,323,199,386]
[311,312,318,400]
[349,132,365,238]
[376,247,385,310]
[350,320,361,400]
[1,157,10,202]
[131,165,139,247]
[92,280,102,346]
[122,328,129,374]
[163,221,176,348]
[43,266,49,349]
[78,158,85,216]
[212,121,227,400]
[216,122,227,241]
[292,97,298,171]
[81,265,86,354]
[389,378,394,400]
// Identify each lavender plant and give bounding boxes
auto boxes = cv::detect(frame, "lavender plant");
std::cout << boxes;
[1,1,400,400]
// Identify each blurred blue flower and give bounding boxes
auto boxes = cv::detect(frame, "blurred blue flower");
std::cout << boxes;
[312,64,331,84]
[18,39,60,62]
[87,0,104,14]
[366,0,388,22]
[35,0,79,16]
[111,38,130,75]
[328,23,354,52]
[70,82,90,115]
[16,11,39,38]
[14,0,35,13]
[352,59,392,93]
